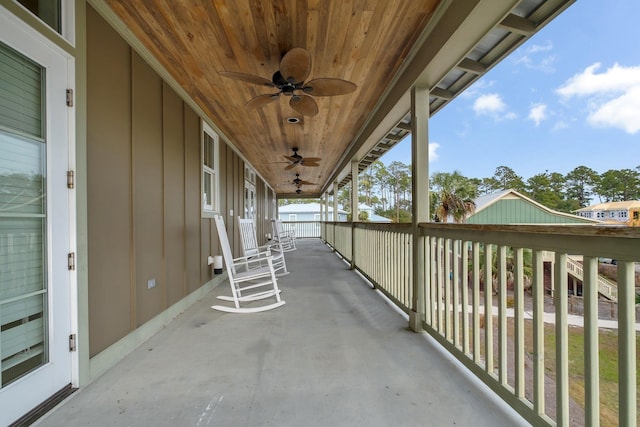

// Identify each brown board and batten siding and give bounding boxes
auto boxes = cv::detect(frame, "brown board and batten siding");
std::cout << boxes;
[86,6,262,357]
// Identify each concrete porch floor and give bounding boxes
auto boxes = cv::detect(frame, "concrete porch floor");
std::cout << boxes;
[37,239,527,427]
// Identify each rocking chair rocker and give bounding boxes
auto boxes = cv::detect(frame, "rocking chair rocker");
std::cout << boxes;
[211,215,285,313]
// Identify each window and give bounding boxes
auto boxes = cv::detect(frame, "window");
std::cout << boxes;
[202,122,219,215]
[288,214,297,221]
[314,214,321,221]
[16,0,62,33]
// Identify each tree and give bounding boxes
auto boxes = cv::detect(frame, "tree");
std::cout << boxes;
[594,169,640,201]
[492,166,525,192]
[525,171,564,210]
[430,171,477,223]
[565,166,598,207]
[387,161,411,222]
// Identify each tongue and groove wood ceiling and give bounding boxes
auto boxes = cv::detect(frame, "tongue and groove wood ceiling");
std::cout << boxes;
[99,0,574,197]
[102,0,440,195]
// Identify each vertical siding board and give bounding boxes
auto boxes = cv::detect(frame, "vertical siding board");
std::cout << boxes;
[132,52,164,326]
[162,82,186,306]
[86,7,133,356]
[184,107,202,293]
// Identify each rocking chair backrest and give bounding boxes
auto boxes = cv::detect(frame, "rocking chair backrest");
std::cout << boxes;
[238,217,260,257]
[213,215,236,276]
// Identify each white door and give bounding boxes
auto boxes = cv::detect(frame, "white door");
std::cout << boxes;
[0,10,74,425]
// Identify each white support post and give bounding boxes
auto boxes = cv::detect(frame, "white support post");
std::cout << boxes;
[333,181,339,222]
[409,85,429,332]
[350,160,359,269]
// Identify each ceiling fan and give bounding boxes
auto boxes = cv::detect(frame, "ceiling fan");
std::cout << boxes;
[283,147,321,170]
[292,173,316,187]
[219,47,357,116]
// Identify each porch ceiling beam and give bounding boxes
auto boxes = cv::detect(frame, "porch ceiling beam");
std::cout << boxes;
[395,122,412,131]
[430,87,454,100]
[457,58,486,74]
[499,13,537,36]
[385,133,404,141]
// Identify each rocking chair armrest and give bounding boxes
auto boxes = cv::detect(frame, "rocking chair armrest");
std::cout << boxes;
[232,251,273,265]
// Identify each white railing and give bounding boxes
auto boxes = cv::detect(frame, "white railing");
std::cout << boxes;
[281,220,321,238]
[322,222,639,427]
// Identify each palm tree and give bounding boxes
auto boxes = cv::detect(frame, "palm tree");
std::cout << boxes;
[431,171,477,223]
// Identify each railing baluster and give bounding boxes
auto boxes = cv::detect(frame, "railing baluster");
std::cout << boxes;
[555,252,569,426]
[498,245,507,386]
[424,234,431,325]
[484,244,493,374]
[437,238,444,335]
[533,250,545,416]
[453,239,460,348]
[618,260,637,426]
[583,256,599,427]
[445,238,452,341]
[432,237,438,330]
[462,241,469,355]
[514,248,525,399]
[472,241,480,364]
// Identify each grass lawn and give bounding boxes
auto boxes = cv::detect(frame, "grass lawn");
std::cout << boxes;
[537,324,639,427]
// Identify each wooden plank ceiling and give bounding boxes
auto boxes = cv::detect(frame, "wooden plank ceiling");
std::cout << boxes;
[103,0,440,196]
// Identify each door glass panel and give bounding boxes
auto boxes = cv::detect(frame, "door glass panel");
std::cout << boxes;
[0,53,47,387]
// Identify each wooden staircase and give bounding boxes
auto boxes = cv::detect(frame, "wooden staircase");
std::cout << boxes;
[566,256,618,302]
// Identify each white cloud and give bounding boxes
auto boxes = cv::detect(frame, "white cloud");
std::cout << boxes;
[528,104,547,126]
[588,86,640,134]
[473,93,517,121]
[556,63,640,134]
[552,120,569,131]
[473,93,505,114]
[513,40,555,73]
[429,142,440,161]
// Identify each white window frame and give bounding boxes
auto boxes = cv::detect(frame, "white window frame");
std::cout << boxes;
[12,0,75,45]
[202,121,219,217]
[288,214,297,221]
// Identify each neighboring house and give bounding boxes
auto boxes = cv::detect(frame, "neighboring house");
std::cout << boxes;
[465,189,601,225]
[358,204,392,222]
[278,203,348,222]
[575,200,640,226]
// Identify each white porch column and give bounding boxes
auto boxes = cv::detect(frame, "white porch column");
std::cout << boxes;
[350,160,359,269]
[351,160,359,222]
[333,181,339,222]
[410,85,429,332]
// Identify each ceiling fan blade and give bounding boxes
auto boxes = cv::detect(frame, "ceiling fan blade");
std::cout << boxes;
[304,78,357,96]
[290,94,318,116]
[284,155,299,162]
[302,162,320,167]
[279,47,311,83]
[302,157,322,162]
[246,93,280,110]
[219,71,274,87]
[284,163,298,170]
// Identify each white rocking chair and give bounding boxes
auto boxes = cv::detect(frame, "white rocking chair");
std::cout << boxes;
[272,219,296,252]
[211,215,285,313]
[237,217,288,276]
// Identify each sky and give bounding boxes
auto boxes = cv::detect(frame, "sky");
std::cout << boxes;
[381,0,640,181]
